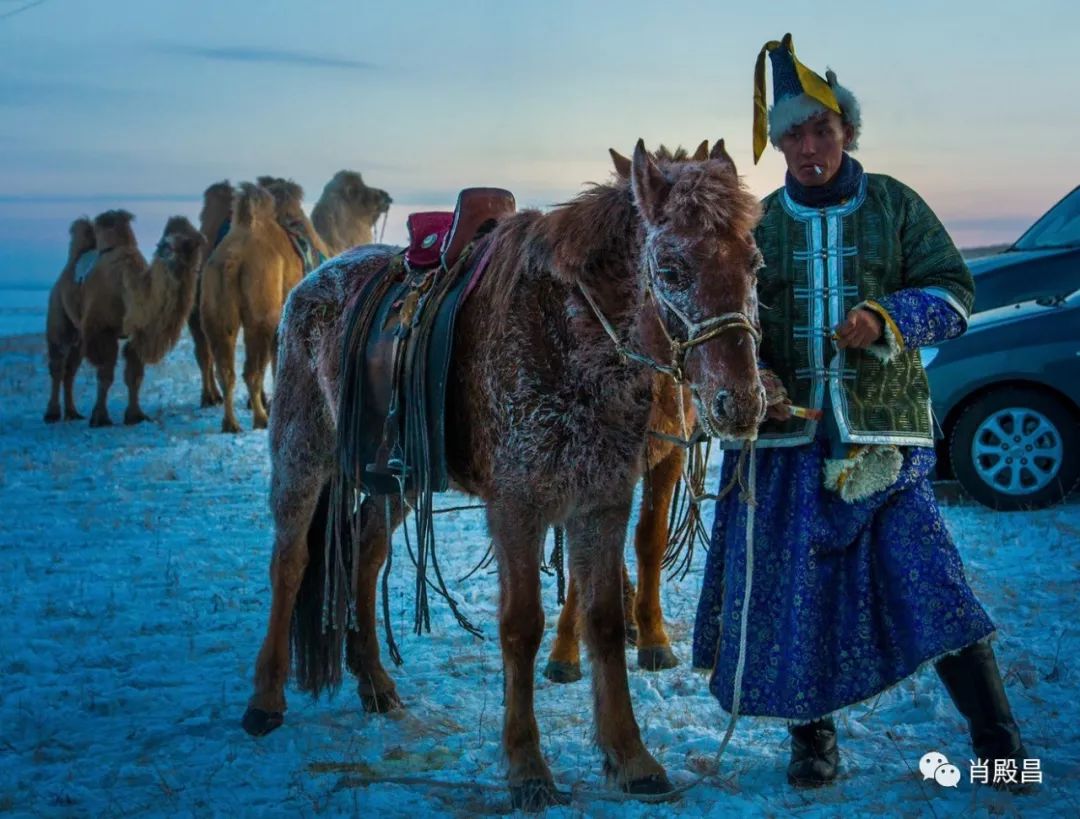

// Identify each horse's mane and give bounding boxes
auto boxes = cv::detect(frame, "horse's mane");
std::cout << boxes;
[474,151,760,319]
[475,178,635,319]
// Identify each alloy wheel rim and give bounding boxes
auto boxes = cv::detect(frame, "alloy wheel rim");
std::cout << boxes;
[971,406,1063,495]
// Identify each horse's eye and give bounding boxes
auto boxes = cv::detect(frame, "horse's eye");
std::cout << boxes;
[655,264,689,289]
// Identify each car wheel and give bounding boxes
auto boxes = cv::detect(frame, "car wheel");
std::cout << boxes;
[949,387,1079,510]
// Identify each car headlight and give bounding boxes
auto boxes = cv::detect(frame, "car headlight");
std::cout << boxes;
[920,347,939,368]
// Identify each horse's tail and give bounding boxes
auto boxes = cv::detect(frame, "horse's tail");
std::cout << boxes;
[290,482,346,697]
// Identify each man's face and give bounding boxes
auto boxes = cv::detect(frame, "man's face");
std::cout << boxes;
[778,111,853,187]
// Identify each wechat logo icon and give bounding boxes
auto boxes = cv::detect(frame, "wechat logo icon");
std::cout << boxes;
[920,751,961,788]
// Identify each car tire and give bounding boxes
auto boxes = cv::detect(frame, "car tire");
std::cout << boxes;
[949,387,1079,510]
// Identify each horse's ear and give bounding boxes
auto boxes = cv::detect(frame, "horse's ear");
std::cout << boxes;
[692,140,709,161]
[609,148,632,179]
[630,139,671,225]
[710,138,737,174]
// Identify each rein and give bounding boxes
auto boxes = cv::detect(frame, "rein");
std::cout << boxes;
[575,282,759,385]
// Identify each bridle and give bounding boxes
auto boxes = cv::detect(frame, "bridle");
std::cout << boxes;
[576,245,761,386]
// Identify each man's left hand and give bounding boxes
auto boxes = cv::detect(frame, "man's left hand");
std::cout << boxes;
[834,308,884,349]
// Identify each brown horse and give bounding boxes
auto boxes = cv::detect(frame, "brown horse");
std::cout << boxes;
[543,145,708,684]
[242,140,764,810]
[544,373,698,681]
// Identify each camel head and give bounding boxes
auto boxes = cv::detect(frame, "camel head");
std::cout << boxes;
[155,216,206,275]
[325,170,392,222]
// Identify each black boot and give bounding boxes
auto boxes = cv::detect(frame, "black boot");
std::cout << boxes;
[787,716,839,787]
[935,640,1035,793]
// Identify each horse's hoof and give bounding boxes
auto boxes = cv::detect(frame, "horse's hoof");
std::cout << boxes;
[124,409,150,425]
[242,707,283,737]
[89,412,113,428]
[624,772,673,795]
[542,660,582,684]
[252,416,268,430]
[65,410,85,421]
[221,418,242,434]
[360,689,403,714]
[509,780,571,812]
[637,645,679,671]
[44,408,60,424]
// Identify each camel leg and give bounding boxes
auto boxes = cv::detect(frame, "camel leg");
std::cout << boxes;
[634,447,683,671]
[62,345,85,420]
[44,341,66,423]
[243,325,274,430]
[346,495,406,713]
[189,308,222,407]
[209,324,241,433]
[85,333,118,428]
[122,342,151,425]
[488,499,569,811]
[543,577,583,683]
[565,502,670,795]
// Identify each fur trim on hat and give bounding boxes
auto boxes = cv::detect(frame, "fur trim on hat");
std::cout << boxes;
[768,70,861,150]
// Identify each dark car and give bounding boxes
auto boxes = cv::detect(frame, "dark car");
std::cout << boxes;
[923,290,1080,509]
[968,185,1080,312]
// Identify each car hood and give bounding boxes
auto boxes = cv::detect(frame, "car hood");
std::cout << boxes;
[967,290,1079,331]
[967,247,1077,275]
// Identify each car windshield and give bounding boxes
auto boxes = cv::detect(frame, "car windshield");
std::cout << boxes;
[1012,186,1080,251]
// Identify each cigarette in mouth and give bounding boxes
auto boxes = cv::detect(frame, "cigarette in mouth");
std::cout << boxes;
[813,165,824,176]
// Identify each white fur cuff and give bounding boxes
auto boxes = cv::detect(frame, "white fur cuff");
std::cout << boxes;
[823,445,903,502]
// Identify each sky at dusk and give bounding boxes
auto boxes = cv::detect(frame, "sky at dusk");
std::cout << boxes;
[2,0,1078,286]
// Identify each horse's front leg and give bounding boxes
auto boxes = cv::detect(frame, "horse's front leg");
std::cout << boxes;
[487,499,569,811]
[633,446,683,670]
[565,502,671,794]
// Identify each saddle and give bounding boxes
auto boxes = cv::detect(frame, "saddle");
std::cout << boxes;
[337,187,516,497]
[328,188,515,656]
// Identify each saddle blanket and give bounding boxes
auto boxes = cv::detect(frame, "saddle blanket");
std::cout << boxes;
[74,250,100,284]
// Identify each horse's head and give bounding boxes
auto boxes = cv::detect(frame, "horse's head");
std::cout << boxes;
[624,139,765,440]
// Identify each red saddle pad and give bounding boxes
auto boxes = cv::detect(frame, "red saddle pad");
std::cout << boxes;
[405,211,453,268]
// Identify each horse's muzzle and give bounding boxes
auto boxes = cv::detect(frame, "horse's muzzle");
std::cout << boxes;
[707,385,766,440]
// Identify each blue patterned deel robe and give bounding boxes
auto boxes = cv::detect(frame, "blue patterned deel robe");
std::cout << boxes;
[692,187,995,722]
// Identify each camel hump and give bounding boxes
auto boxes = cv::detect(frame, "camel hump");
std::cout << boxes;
[232,183,276,228]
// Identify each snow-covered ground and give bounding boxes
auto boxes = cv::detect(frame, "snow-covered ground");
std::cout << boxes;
[1,328,1077,818]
